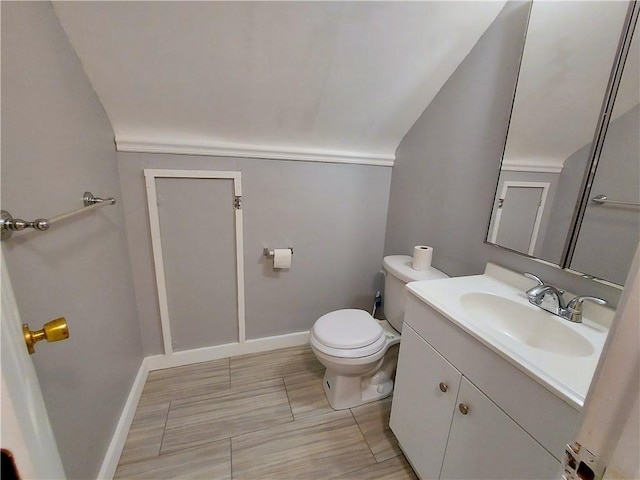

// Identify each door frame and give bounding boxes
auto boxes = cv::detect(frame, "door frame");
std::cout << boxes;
[489,180,550,255]
[569,245,640,478]
[144,169,245,356]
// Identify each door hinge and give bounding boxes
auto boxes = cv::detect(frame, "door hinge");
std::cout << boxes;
[234,196,242,210]
[498,198,504,209]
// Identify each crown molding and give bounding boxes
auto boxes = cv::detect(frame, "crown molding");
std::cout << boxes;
[116,136,395,167]
[501,158,564,174]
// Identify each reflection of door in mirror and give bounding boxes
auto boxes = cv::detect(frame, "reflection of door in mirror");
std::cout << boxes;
[570,26,639,286]
[490,182,549,256]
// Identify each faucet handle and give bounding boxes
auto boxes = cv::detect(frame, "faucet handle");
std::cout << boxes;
[524,272,544,285]
[566,296,607,323]
[523,273,565,296]
[567,296,607,309]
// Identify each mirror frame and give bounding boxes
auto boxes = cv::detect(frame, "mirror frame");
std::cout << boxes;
[486,0,639,287]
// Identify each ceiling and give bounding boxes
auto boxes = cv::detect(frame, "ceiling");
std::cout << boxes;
[52,1,506,164]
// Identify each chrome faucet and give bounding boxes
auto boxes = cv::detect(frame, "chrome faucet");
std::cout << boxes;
[523,273,607,323]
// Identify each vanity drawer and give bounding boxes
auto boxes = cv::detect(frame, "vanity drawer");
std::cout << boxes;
[404,293,579,460]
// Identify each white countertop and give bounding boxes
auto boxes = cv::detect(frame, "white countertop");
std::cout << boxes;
[405,264,612,410]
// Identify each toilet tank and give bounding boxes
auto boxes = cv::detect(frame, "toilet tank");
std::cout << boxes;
[382,255,448,332]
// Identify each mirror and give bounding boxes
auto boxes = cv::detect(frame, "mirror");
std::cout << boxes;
[487,1,638,285]
[569,27,639,286]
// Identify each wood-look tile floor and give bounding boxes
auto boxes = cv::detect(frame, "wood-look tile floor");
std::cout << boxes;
[115,346,418,479]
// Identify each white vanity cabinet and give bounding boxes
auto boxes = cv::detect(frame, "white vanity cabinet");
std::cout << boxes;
[390,295,574,480]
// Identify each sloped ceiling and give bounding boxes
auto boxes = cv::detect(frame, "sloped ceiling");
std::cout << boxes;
[53,1,505,164]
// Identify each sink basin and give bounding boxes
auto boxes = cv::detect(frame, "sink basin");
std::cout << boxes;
[460,292,594,357]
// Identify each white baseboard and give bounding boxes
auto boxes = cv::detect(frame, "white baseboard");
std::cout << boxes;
[97,331,310,478]
[97,358,150,479]
[146,331,310,371]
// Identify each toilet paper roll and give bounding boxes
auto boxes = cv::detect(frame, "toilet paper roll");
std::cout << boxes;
[273,248,292,269]
[412,245,433,271]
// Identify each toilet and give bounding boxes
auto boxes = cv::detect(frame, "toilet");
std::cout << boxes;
[310,255,448,410]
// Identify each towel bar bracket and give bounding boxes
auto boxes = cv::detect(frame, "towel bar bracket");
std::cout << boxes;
[1,211,49,240]
[83,191,115,206]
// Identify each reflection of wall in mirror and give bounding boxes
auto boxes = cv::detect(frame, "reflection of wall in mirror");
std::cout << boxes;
[539,11,639,280]
[540,104,639,279]
[570,104,640,285]
[503,1,629,166]
[538,143,591,265]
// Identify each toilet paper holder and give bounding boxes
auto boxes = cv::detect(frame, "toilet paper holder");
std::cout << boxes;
[263,247,294,258]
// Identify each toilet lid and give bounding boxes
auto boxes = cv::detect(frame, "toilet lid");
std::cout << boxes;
[312,309,383,350]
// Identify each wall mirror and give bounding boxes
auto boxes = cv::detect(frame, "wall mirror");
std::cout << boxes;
[487,1,639,286]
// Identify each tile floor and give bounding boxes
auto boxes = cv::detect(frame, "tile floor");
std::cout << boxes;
[115,345,418,479]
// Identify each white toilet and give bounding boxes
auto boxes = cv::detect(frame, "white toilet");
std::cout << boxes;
[310,255,448,409]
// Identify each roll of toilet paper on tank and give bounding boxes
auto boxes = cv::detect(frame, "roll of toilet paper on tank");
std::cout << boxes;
[412,245,433,271]
[273,248,292,269]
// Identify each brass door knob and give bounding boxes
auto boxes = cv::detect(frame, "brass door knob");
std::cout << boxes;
[458,403,469,415]
[23,317,69,355]
[439,382,448,393]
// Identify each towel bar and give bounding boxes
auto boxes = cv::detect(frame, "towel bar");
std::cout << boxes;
[1,192,116,240]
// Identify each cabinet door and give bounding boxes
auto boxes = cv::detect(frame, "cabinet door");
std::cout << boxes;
[390,325,462,479]
[440,378,560,480]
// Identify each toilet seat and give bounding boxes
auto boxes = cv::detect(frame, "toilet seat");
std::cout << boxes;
[310,309,386,358]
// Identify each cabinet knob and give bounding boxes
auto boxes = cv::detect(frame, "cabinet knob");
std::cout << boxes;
[458,403,469,415]
[439,382,448,393]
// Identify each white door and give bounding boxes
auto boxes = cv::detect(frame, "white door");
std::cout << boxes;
[389,325,462,479]
[440,377,559,480]
[490,181,550,255]
[1,252,66,479]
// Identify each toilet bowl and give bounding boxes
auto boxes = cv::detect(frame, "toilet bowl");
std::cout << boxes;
[310,255,448,410]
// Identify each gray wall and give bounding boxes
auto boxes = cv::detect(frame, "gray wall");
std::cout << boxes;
[1,3,143,479]
[155,177,239,351]
[542,104,640,284]
[385,1,622,305]
[118,153,392,355]
[571,104,640,285]
[540,139,591,264]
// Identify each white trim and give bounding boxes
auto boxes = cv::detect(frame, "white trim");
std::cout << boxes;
[144,169,246,354]
[233,176,245,342]
[97,359,150,480]
[144,169,241,180]
[573,246,640,478]
[490,181,550,255]
[144,171,174,355]
[235,209,246,343]
[501,159,564,174]
[146,331,310,371]
[525,182,549,255]
[117,137,395,167]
